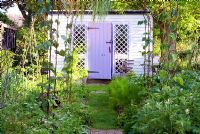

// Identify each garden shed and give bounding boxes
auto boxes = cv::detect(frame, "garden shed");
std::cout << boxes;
[0,21,16,52]
[49,10,154,79]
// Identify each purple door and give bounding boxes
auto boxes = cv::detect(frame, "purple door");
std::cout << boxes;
[88,23,112,79]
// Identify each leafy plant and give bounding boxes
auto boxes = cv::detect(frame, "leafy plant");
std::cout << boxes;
[131,84,200,134]
[109,73,147,114]
[0,50,14,75]
[120,71,200,134]
[0,70,25,106]
[0,12,14,25]
[0,77,90,133]
[109,76,129,112]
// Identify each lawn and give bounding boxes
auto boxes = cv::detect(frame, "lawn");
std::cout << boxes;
[86,84,118,129]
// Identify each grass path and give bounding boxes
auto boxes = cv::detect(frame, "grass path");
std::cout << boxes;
[86,85,118,129]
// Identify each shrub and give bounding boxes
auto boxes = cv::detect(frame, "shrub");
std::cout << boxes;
[0,50,14,75]
[0,70,25,106]
[130,85,200,134]
[0,72,90,133]
[0,94,87,133]
[121,71,200,134]
[116,104,139,132]
[109,73,147,114]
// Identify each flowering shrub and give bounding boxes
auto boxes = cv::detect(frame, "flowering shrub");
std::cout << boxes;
[132,85,200,133]
[123,71,200,134]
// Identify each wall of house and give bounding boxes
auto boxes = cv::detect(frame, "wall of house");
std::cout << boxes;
[49,13,154,76]
[0,23,3,49]
[0,22,16,51]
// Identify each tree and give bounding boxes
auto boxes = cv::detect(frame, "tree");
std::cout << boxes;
[0,0,111,26]
[0,12,14,25]
[112,0,199,67]
[0,0,32,26]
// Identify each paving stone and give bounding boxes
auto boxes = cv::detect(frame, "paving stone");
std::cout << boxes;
[90,90,107,94]
[88,129,123,134]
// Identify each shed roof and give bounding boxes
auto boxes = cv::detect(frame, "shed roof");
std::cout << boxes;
[49,10,150,15]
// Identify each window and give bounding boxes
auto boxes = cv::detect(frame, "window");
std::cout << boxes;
[113,24,129,74]
[77,58,85,69]
[73,24,87,54]
[114,24,129,54]
[72,24,87,69]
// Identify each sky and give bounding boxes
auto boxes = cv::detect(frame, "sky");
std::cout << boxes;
[0,3,23,26]
[0,3,22,15]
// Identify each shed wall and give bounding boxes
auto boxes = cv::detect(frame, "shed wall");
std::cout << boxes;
[49,14,153,76]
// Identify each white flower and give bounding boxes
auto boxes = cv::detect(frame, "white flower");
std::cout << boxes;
[185,109,190,114]
[165,99,170,105]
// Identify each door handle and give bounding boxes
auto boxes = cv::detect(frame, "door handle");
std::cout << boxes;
[106,41,113,44]
[109,46,111,53]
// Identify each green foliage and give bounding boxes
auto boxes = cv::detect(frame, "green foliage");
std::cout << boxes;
[0,91,45,133]
[0,94,87,133]
[0,50,14,75]
[1,1,200,133]
[0,74,90,133]
[87,85,117,129]
[173,76,184,87]
[132,84,200,134]
[0,12,14,25]
[35,40,52,51]
[15,25,48,76]
[109,73,147,112]
[60,49,88,82]
[109,76,128,109]
[153,37,161,56]
[110,74,148,131]
[122,71,200,134]
[0,70,25,105]
[117,104,139,133]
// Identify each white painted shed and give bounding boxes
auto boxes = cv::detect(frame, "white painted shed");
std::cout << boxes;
[49,10,154,80]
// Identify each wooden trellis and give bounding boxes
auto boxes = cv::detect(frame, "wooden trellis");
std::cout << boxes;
[113,24,129,74]
[72,24,87,69]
